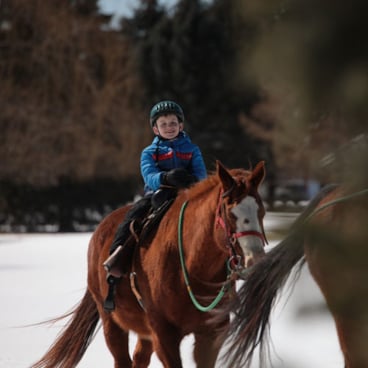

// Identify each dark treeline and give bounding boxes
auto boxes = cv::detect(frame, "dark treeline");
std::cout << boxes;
[1,0,367,231]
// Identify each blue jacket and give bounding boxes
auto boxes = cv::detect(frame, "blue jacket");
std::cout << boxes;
[140,132,207,193]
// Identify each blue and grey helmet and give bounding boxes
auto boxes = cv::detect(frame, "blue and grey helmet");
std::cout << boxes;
[149,100,184,126]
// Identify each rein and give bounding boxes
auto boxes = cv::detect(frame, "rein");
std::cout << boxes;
[178,201,231,312]
[306,187,368,222]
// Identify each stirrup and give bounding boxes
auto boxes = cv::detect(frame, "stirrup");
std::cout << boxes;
[104,274,118,312]
[103,245,123,277]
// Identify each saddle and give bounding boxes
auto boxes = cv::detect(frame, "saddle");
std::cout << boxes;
[104,198,175,278]
[103,199,174,312]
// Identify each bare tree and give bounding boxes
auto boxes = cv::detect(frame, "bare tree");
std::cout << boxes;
[0,0,150,187]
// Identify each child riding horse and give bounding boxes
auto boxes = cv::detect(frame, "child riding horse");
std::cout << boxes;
[31,160,267,368]
[103,100,207,294]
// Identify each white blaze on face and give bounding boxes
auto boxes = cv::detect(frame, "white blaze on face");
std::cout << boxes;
[231,196,265,266]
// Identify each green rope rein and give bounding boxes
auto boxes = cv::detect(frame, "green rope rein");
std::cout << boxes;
[306,187,368,222]
[178,201,230,312]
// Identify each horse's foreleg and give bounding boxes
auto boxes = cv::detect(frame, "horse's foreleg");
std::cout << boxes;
[132,335,153,368]
[334,314,368,368]
[101,315,132,368]
[194,332,222,368]
[149,316,183,368]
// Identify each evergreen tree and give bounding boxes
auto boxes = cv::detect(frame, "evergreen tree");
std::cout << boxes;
[122,0,273,171]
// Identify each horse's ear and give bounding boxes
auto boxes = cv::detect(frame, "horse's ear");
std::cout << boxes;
[216,160,235,196]
[251,161,266,188]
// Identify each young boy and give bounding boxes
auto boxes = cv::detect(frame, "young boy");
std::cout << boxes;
[142,100,207,199]
[103,100,207,279]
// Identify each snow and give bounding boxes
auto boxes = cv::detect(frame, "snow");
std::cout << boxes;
[0,218,344,367]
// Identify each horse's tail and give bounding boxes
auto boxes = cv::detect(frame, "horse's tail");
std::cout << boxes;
[30,289,99,368]
[223,184,339,368]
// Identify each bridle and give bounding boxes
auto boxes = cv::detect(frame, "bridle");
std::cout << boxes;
[176,188,267,312]
[215,189,266,270]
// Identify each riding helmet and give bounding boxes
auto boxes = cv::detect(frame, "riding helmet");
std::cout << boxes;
[149,100,184,126]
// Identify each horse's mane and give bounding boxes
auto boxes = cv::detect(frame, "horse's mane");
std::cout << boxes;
[184,173,219,200]
[182,167,253,201]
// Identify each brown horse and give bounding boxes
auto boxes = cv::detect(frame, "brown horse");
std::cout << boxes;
[219,184,368,368]
[31,161,267,368]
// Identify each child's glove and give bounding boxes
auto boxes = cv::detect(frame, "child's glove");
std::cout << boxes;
[163,168,196,188]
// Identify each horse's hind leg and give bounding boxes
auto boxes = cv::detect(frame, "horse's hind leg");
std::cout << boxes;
[132,335,153,368]
[101,315,132,368]
[193,332,221,368]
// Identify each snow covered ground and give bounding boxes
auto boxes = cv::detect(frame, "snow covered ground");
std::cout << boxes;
[0,213,343,367]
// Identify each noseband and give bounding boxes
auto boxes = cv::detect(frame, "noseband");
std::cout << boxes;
[215,190,266,269]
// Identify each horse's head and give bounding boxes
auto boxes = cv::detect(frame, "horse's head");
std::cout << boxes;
[216,160,267,268]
